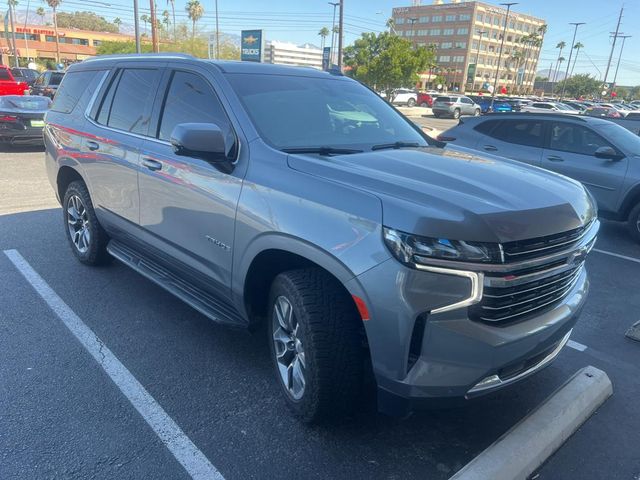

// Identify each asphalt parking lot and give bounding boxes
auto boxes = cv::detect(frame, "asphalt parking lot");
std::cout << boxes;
[1,147,639,480]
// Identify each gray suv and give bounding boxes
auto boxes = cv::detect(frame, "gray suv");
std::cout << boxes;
[440,114,640,242]
[432,95,481,119]
[45,55,598,423]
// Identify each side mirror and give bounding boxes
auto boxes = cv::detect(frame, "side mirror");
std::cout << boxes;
[170,123,234,171]
[594,146,622,161]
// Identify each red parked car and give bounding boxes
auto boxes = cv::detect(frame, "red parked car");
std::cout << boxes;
[416,92,434,107]
[0,66,29,96]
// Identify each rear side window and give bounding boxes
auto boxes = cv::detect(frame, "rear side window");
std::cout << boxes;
[436,96,452,102]
[51,70,102,114]
[474,119,500,135]
[0,69,11,80]
[50,72,64,86]
[97,68,160,135]
[11,68,24,78]
[157,71,233,145]
[488,120,544,147]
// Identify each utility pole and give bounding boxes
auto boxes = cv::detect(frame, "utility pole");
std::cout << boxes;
[214,0,220,59]
[559,22,584,100]
[337,0,344,70]
[150,0,159,52]
[611,34,631,92]
[602,7,623,97]
[490,2,517,111]
[328,2,339,66]
[7,0,19,67]
[133,0,141,53]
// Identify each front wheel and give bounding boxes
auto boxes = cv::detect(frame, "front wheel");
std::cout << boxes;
[407,98,416,107]
[628,203,640,243]
[474,108,481,116]
[453,109,461,119]
[268,269,364,423]
[420,102,429,108]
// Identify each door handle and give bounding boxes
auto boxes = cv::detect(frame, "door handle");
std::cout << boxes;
[141,158,162,171]
[483,145,498,152]
[86,141,99,151]
[547,155,564,162]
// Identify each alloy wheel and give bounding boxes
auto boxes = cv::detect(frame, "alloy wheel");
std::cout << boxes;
[66,194,91,254]
[272,295,306,400]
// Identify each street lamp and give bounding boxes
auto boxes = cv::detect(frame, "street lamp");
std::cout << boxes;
[408,17,418,44]
[328,2,339,67]
[490,2,517,111]
[473,30,487,90]
[559,22,585,100]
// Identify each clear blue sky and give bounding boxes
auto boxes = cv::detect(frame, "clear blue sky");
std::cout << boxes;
[54,0,640,85]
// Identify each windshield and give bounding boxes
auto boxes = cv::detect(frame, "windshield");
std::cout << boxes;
[0,96,51,110]
[226,73,428,151]
[595,123,640,156]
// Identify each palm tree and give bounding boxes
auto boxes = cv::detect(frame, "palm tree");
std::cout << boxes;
[161,10,170,39]
[36,6,45,24]
[318,27,329,51]
[167,0,176,41]
[552,41,566,85]
[386,17,395,34]
[140,14,149,35]
[46,0,62,63]
[508,48,525,92]
[113,17,122,32]
[570,42,584,77]
[186,0,204,42]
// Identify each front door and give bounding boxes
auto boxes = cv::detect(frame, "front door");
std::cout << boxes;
[138,68,243,299]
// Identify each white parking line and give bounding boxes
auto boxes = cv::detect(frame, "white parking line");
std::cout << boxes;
[3,249,224,480]
[593,248,640,265]
[567,340,588,352]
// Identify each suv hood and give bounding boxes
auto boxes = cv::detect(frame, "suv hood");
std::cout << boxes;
[288,146,596,243]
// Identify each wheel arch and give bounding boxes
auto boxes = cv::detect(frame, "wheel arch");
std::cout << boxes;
[57,165,85,203]
[619,183,640,221]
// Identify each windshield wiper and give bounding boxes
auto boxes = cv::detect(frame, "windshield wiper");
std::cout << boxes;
[371,141,421,151]
[281,146,363,155]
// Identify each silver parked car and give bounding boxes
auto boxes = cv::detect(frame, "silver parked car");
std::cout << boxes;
[45,56,597,422]
[440,113,640,242]
[432,95,481,119]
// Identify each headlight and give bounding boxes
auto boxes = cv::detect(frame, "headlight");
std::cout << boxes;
[383,227,501,265]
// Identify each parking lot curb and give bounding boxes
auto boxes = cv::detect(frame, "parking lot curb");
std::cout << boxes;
[449,366,612,480]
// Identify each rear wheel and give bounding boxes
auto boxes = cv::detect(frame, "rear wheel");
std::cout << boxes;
[628,202,640,243]
[407,98,416,107]
[453,108,461,119]
[433,112,441,118]
[268,269,364,423]
[420,102,428,108]
[63,181,110,265]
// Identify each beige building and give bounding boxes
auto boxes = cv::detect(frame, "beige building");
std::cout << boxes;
[392,0,546,93]
[264,41,323,69]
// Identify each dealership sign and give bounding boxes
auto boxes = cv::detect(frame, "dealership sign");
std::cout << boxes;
[241,29,264,62]
[322,47,331,71]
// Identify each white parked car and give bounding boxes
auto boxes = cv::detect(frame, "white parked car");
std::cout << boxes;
[600,103,632,117]
[521,102,580,114]
[388,88,418,107]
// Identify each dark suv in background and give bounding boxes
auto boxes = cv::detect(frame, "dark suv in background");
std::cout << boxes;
[441,114,640,242]
[31,70,64,98]
[45,55,597,423]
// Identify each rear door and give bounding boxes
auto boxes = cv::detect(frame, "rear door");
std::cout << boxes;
[541,121,627,212]
[475,118,545,166]
[460,97,475,115]
[83,63,164,226]
[137,65,245,300]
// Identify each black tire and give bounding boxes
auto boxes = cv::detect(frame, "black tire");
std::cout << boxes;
[407,98,416,107]
[474,108,481,116]
[453,108,461,119]
[268,268,364,423]
[433,112,440,118]
[628,202,640,243]
[420,102,428,108]
[62,180,110,265]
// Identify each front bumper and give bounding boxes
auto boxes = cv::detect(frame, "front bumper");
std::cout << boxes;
[346,226,595,415]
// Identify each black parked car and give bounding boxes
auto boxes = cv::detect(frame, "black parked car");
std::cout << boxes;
[0,95,51,146]
[10,67,40,87]
[31,70,65,98]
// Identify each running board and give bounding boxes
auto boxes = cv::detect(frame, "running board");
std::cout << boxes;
[107,240,245,327]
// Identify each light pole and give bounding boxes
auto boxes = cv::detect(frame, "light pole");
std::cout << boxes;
[133,0,141,53]
[408,17,418,45]
[473,30,486,90]
[214,0,220,59]
[337,0,344,70]
[328,2,339,67]
[490,2,517,111]
[611,34,631,93]
[559,22,585,100]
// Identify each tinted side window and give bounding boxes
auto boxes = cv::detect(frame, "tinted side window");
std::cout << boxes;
[100,69,160,135]
[158,71,234,150]
[461,98,472,104]
[474,119,500,135]
[549,123,614,156]
[0,69,11,80]
[51,70,102,114]
[489,120,544,147]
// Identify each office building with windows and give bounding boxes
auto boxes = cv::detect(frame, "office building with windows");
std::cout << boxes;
[392,0,546,93]
[264,41,323,69]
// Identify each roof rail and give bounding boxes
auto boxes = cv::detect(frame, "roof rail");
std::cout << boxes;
[84,53,195,63]
[485,112,589,122]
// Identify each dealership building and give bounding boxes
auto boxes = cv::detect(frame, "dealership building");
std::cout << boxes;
[0,24,134,64]
[392,0,546,93]
[264,41,323,69]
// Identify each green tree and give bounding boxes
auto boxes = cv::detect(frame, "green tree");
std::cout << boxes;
[140,14,150,35]
[318,27,329,51]
[166,0,176,41]
[46,0,62,63]
[36,6,46,23]
[555,73,600,98]
[113,17,122,32]
[570,42,584,77]
[57,11,118,32]
[161,10,170,38]
[551,41,566,95]
[344,32,436,100]
[186,0,204,42]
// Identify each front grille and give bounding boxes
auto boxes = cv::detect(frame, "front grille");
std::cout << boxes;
[501,221,594,262]
[471,264,583,323]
